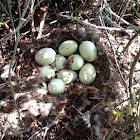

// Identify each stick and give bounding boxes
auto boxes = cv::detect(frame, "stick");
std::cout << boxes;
[0,1,10,16]
[58,13,132,31]
[0,0,44,42]
[98,0,129,96]
[30,0,35,42]
[129,49,140,107]
[8,30,22,123]
[7,0,15,30]
[122,30,140,53]
[103,0,140,31]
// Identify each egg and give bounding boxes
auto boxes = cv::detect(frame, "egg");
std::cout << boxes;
[48,78,65,95]
[57,69,78,84]
[79,63,96,84]
[79,41,97,62]
[38,65,55,81]
[58,40,78,56]
[51,54,67,70]
[35,48,56,65]
[68,54,84,70]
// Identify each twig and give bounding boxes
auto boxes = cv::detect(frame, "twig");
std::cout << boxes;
[58,13,133,32]
[6,0,22,124]
[8,30,22,124]
[22,0,31,18]
[0,15,32,42]
[0,1,10,16]
[28,127,47,140]
[122,30,140,53]
[130,2,140,18]
[0,0,31,42]
[0,0,44,42]
[103,0,140,31]
[33,0,44,10]
[17,0,21,19]
[118,0,129,25]
[106,118,135,140]
[107,30,130,96]
[28,120,59,140]
[30,0,35,42]
[0,122,5,133]
[7,0,15,30]
[129,49,140,107]
[43,125,50,140]
[99,0,129,97]
[116,98,130,107]
[106,126,115,140]
[124,130,140,139]
[7,0,32,125]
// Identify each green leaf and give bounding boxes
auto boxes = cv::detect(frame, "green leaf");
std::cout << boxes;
[72,14,80,21]
[112,109,122,116]
[74,16,79,19]
[70,1,76,5]
[0,23,3,25]
[131,1,136,7]
[74,13,80,19]
[135,136,140,140]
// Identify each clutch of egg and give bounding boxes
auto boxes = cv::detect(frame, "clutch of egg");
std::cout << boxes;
[35,40,97,95]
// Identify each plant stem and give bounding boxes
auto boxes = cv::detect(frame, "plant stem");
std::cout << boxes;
[129,49,140,107]
[122,30,140,53]
[8,30,22,124]
[7,0,15,30]
[0,1,10,16]
[30,0,35,42]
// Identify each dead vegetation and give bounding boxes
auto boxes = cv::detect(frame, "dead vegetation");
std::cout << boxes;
[0,0,140,140]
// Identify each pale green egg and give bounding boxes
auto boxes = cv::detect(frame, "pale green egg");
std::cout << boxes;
[68,54,84,70]
[58,40,78,56]
[38,65,55,81]
[79,63,96,84]
[48,78,65,95]
[79,41,97,62]
[57,69,78,84]
[35,48,56,65]
[51,54,67,70]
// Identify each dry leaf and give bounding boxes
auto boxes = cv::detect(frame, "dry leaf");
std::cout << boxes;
[88,86,99,90]
[103,81,115,86]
